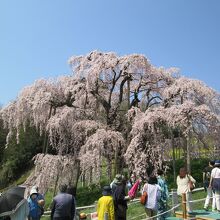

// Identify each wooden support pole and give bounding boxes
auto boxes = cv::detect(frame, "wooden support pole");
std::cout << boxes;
[182,193,187,219]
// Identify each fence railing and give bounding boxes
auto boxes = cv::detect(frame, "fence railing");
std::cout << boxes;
[43,187,205,219]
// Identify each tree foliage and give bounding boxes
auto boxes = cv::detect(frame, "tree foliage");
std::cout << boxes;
[0,125,43,188]
[0,51,219,190]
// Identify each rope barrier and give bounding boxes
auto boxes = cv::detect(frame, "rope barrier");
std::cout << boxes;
[44,204,96,215]
[43,199,141,216]
[128,199,141,206]
[138,204,181,220]
[129,188,211,220]
[128,212,147,220]
[182,196,214,204]
[43,187,207,218]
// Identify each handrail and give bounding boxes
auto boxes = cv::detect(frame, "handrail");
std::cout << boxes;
[43,187,205,217]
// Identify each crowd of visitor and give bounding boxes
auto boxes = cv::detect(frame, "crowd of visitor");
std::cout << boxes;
[1,159,220,220]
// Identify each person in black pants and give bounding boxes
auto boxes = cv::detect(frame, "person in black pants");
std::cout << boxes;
[113,176,132,220]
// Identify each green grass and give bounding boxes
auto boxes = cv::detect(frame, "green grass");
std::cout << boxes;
[41,217,50,220]
[190,190,206,210]
[127,202,146,219]
[15,168,33,186]
[44,189,54,210]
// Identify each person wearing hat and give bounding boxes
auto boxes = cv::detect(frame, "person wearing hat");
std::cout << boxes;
[113,176,132,220]
[110,174,123,193]
[209,160,220,212]
[31,186,45,217]
[97,185,115,220]
[27,188,41,220]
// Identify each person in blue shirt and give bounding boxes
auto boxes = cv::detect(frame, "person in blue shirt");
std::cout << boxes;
[157,170,169,220]
[31,186,45,216]
[27,188,41,220]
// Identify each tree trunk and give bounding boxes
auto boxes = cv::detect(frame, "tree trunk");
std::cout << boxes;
[186,135,191,174]
[73,161,81,188]
[82,173,85,187]
[89,167,92,184]
[171,132,176,183]
[43,105,53,154]
[53,170,60,197]
[42,133,48,154]
[183,137,187,168]
[114,144,118,176]
[106,159,112,181]
[127,79,130,109]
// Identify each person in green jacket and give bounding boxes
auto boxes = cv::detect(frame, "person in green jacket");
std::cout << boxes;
[97,186,115,220]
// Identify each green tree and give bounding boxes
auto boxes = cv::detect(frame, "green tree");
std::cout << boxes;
[0,125,43,188]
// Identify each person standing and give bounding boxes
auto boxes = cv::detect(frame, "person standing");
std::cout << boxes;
[142,176,161,220]
[110,174,123,194]
[210,160,220,212]
[27,188,41,220]
[157,170,169,220]
[203,160,215,211]
[66,186,78,220]
[176,167,196,213]
[51,184,75,220]
[113,177,132,220]
[30,186,45,217]
[97,185,115,220]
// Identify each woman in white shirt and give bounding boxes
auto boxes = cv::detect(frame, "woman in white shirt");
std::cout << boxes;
[210,160,220,212]
[176,167,196,213]
[142,176,161,220]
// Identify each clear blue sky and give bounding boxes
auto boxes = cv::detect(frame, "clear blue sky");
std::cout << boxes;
[0,0,219,106]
